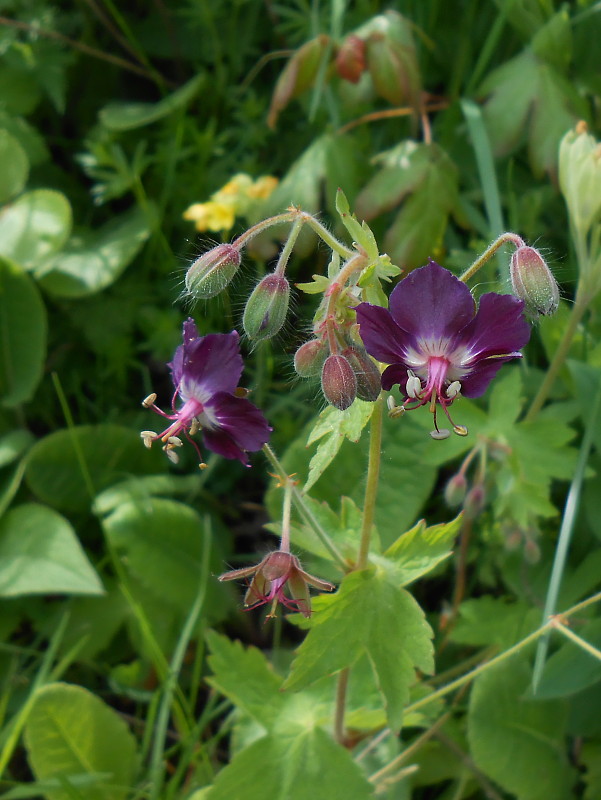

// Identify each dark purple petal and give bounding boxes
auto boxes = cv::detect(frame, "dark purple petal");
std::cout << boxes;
[460,356,521,398]
[182,317,199,345]
[203,392,271,464]
[389,261,476,340]
[381,364,409,392]
[203,427,249,464]
[355,303,416,365]
[171,331,244,396]
[453,293,531,362]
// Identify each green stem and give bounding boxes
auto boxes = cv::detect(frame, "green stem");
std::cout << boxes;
[232,211,296,249]
[274,218,303,276]
[402,589,601,718]
[262,444,347,570]
[459,232,524,283]
[554,621,601,662]
[333,668,350,745]
[303,214,354,258]
[357,396,384,569]
[524,292,589,421]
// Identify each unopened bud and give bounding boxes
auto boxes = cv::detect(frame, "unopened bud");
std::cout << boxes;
[510,245,559,317]
[243,273,290,342]
[321,354,357,410]
[523,537,541,564]
[335,35,366,84]
[294,338,327,377]
[444,473,468,507]
[185,243,241,300]
[559,123,601,237]
[464,484,486,519]
[364,12,420,108]
[341,345,381,402]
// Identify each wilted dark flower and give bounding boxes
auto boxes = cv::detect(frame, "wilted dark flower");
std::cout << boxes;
[219,550,334,618]
[141,319,271,466]
[355,260,530,438]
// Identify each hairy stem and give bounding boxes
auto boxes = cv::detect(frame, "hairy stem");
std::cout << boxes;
[459,232,525,283]
[262,444,347,570]
[357,396,384,569]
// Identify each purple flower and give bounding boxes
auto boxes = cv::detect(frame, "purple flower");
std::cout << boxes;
[219,550,334,618]
[141,319,271,466]
[355,260,531,438]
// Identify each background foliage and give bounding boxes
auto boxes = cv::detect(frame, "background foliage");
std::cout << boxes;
[1,0,601,798]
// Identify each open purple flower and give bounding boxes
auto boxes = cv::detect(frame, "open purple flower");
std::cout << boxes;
[355,260,531,438]
[141,318,271,466]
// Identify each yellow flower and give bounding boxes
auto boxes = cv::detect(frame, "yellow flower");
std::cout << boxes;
[214,173,253,200]
[182,201,236,233]
[247,175,279,200]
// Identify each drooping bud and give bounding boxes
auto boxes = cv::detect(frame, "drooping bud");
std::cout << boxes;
[243,273,290,342]
[464,483,486,519]
[294,338,327,377]
[335,35,367,84]
[267,35,331,128]
[363,12,421,109]
[321,354,357,410]
[341,345,381,402]
[444,473,468,507]
[185,243,241,300]
[510,245,559,317]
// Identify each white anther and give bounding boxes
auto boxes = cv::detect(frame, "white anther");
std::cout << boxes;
[166,436,183,447]
[142,393,157,408]
[453,425,469,437]
[446,381,462,399]
[430,429,451,440]
[163,447,180,464]
[387,395,405,419]
[406,370,422,399]
[140,431,156,448]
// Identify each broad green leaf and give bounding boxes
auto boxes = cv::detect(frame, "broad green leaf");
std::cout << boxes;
[0,429,34,468]
[0,190,72,269]
[93,473,201,515]
[451,597,539,649]
[34,579,128,661]
[0,129,28,203]
[382,515,462,585]
[102,497,210,614]
[305,400,374,491]
[206,632,285,729]
[99,74,204,130]
[0,504,103,597]
[468,657,575,800]
[534,618,601,698]
[24,682,137,800]
[38,206,153,297]
[0,113,50,165]
[284,568,433,730]
[206,727,373,800]
[0,256,47,407]
[480,49,584,177]
[25,424,165,512]
[355,142,458,269]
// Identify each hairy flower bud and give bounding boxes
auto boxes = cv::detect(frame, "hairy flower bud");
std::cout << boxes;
[341,345,381,402]
[464,483,486,519]
[510,245,559,317]
[294,338,327,377]
[243,273,290,342]
[364,12,420,108]
[335,35,366,84]
[268,35,331,128]
[321,354,357,410]
[185,244,241,300]
[444,473,468,507]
